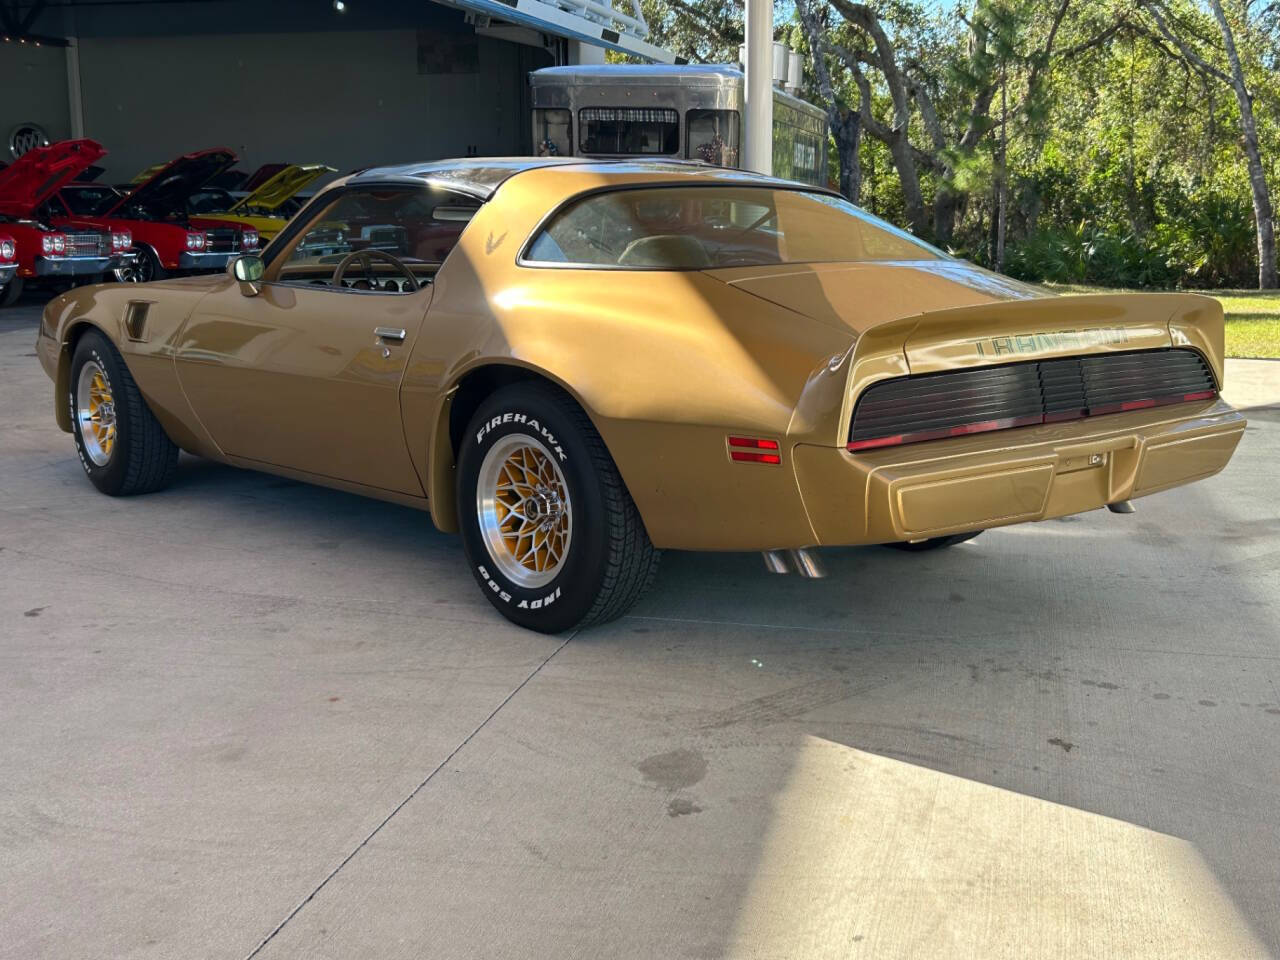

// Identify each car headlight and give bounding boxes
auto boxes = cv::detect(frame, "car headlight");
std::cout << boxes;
[52,235,66,253]
[0,240,13,260]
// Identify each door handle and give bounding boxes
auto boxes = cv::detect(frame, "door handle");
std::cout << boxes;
[374,326,406,342]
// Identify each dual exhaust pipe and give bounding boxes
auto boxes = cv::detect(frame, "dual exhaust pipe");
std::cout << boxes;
[762,548,827,578]
[763,501,1135,578]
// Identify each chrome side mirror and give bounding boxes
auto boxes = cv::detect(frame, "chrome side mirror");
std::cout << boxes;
[231,254,264,297]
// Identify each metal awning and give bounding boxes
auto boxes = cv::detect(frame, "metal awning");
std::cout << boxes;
[436,0,682,63]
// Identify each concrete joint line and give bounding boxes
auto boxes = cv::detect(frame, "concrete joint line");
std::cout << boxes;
[243,631,576,960]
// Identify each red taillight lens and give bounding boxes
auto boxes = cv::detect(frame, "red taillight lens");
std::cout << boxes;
[730,451,782,464]
[728,436,779,450]
[727,435,782,464]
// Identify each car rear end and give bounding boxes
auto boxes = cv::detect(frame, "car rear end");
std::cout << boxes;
[793,292,1245,545]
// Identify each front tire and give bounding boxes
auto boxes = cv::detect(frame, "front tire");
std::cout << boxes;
[134,246,168,283]
[457,383,659,633]
[0,275,23,307]
[69,330,179,496]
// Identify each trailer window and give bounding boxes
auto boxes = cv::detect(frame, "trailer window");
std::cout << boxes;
[686,110,740,167]
[533,109,571,158]
[579,108,679,156]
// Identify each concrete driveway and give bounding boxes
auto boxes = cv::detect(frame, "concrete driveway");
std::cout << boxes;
[1,296,1277,959]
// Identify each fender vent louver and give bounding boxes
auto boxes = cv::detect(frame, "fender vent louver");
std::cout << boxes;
[123,301,151,342]
[848,348,1217,451]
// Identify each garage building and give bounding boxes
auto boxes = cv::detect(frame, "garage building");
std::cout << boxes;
[1,0,669,182]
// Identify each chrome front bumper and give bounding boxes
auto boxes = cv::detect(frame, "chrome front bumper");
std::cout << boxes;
[179,250,235,269]
[34,253,134,278]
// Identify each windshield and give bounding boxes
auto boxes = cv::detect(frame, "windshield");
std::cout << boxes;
[62,185,123,216]
[524,186,946,269]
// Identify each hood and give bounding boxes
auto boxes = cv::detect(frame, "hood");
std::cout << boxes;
[129,162,167,185]
[232,163,335,212]
[242,162,289,191]
[0,139,107,217]
[110,148,238,215]
[706,259,1047,337]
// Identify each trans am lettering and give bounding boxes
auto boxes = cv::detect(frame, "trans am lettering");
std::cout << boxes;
[475,413,568,462]
[971,326,1130,358]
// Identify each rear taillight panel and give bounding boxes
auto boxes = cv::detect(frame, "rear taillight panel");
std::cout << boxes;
[848,348,1218,453]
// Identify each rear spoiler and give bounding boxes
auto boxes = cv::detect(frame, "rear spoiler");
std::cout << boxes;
[849,292,1225,407]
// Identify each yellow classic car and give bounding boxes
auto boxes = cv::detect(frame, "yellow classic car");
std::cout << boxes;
[35,158,1245,632]
[188,163,336,241]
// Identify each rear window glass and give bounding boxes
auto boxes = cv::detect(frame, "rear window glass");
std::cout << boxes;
[524,186,945,269]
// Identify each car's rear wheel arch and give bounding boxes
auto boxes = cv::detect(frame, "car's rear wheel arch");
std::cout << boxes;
[429,362,607,535]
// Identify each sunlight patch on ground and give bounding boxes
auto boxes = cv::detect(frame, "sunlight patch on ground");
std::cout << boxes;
[727,736,1267,959]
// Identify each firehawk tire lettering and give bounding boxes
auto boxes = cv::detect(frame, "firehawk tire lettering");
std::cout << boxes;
[475,413,567,462]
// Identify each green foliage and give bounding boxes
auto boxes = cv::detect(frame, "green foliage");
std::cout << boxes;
[641,0,1278,289]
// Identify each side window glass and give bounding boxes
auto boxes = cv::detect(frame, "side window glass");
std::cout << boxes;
[277,188,480,292]
[533,109,571,157]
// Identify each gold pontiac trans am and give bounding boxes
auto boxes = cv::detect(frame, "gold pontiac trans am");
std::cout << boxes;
[36,158,1246,632]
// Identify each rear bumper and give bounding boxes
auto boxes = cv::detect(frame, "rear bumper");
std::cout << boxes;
[793,399,1246,545]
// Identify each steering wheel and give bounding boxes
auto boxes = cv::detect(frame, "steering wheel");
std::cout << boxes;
[332,249,419,292]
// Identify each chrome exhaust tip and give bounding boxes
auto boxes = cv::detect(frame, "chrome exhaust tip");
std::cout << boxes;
[788,548,827,579]
[762,550,791,574]
[1107,500,1136,514]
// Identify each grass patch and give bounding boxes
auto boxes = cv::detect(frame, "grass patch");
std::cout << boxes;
[1047,285,1280,359]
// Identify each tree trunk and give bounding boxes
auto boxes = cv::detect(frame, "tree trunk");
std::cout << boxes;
[933,189,960,248]
[888,135,929,237]
[1207,0,1276,288]
[996,71,1008,272]
[831,107,862,202]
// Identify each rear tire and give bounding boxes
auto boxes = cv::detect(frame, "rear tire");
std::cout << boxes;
[457,382,660,633]
[0,275,22,307]
[69,330,179,496]
[884,531,983,552]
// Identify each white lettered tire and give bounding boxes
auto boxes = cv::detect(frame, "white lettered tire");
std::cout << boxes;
[69,329,179,496]
[457,382,659,633]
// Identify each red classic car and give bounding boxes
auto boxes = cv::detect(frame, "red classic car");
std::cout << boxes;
[0,139,134,307]
[48,147,259,282]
